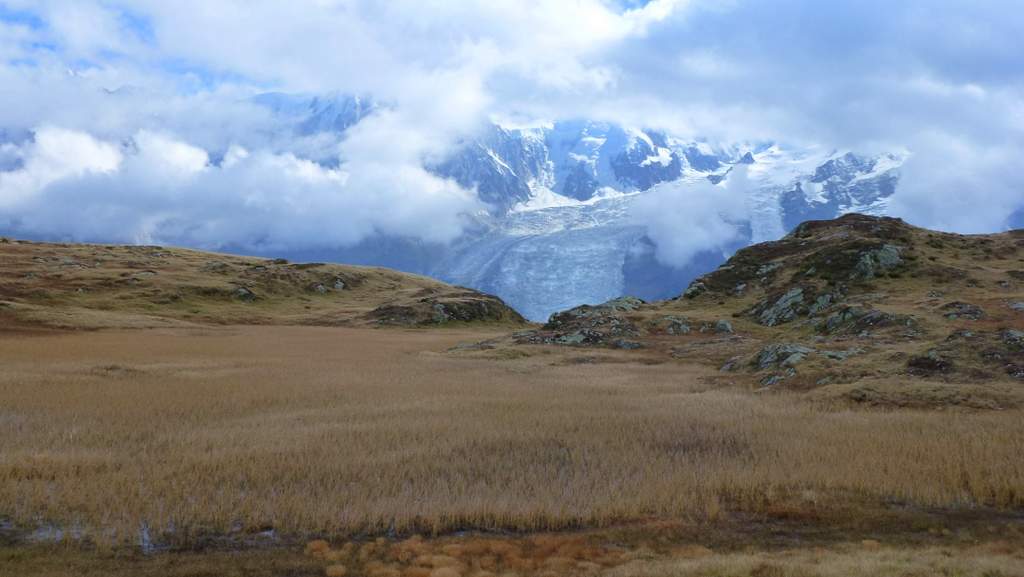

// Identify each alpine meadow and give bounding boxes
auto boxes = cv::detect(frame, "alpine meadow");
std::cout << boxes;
[2,1,1024,576]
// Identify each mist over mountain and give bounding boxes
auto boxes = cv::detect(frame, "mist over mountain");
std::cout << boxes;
[227,93,904,320]
[1,1,1022,320]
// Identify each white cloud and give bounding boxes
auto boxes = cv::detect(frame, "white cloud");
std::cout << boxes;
[133,131,209,178]
[888,133,1024,233]
[0,127,478,248]
[0,0,1022,251]
[632,166,750,268]
[0,126,122,208]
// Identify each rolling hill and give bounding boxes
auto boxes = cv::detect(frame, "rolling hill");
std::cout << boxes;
[489,214,1024,409]
[0,237,525,330]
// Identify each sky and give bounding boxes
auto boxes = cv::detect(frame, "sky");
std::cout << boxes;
[0,0,1021,254]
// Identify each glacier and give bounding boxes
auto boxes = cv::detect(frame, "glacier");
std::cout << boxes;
[238,96,910,320]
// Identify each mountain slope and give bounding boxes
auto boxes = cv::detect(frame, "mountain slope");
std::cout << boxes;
[487,214,1024,409]
[0,238,525,330]
[245,95,909,321]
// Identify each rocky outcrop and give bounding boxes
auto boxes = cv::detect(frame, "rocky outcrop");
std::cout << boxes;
[818,306,916,335]
[941,302,985,321]
[683,215,914,303]
[369,293,526,326]
[755,344,815,370]
[517,296,644,347]
[851,244,903,280]
[749,287,811,326]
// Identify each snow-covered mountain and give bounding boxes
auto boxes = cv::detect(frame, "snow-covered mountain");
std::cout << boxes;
[252,92,378,136]
[256,96,906,320]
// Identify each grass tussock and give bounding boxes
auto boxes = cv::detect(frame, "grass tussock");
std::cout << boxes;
[1,326,1023,547]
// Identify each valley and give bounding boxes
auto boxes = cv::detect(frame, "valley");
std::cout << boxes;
[1,214,1023,576]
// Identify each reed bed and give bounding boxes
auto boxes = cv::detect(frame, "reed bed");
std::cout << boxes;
[1,326,1022,546]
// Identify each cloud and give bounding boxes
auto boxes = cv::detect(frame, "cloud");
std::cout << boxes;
[0,127,479,249]
[0,0,1021,252]
[0,126,122,209]
[888,133,1024,234]
[632,166,750,268]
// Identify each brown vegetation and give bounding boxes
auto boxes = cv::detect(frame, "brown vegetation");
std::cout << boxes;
[1,217,1023,575]
[501,214,1024,409]
[0,239,524,329]
[1,325,1022,550]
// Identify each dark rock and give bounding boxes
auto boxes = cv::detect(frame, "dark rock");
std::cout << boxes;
[682,281,707,299]
[1010,302,1024,312]
[820,348,864,361]
[1004,329,1024,350]
[820,306,914,335]
[907,351,954,375]
[546,296,644,328]
[544,297,643,337]
[371,293,524,326]
[941,301,985,321]
[611,339,643,350]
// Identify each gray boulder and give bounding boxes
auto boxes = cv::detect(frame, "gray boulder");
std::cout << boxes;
[683,281,707,299]
[852,244,903,280]
[233,286,257,302]
[755,343,815,370]
[714,319,735,334]
[754,287,806,326]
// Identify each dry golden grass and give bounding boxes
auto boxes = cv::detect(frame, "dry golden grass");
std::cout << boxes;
[1,325,1023,550]
[0,238,524,329]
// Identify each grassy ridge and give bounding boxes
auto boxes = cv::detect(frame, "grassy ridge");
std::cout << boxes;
[0,238,525,329]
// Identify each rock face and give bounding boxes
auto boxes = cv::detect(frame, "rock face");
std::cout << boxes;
[780,152,900,232]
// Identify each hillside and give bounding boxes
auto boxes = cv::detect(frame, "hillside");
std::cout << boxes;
[492,214,1024,409]
[0,238,525,330]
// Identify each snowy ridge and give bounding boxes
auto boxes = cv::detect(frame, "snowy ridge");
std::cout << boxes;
[251,94,906,320]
